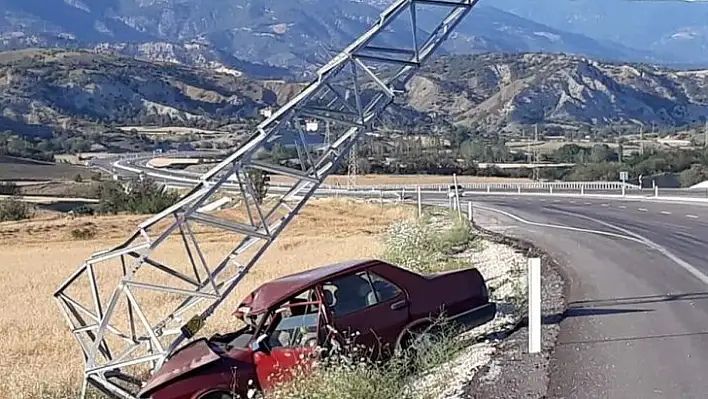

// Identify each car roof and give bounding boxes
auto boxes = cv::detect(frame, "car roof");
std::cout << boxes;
[236,259,382,315]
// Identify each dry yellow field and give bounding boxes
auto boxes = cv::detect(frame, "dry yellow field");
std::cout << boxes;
[0,198,413,398]
[271,174,532,186]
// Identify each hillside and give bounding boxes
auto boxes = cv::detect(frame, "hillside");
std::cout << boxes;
[0,48,282,136]
[3,50,708,138]
[0,0,655,78]
[402,52,708,132]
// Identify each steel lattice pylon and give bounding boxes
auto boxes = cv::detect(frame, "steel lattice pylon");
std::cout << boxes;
[54,1,480,397]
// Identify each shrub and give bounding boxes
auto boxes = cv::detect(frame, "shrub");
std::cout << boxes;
[73,173,83,183]
[262,318,466,399]
[71,225,97,240]
[0,197,31,221]
[381,210,477,273]
[0,182,19,196]
[247,169,270,204]
[96,177,180,215]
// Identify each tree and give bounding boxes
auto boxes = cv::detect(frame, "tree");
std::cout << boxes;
[679,165,708,188]
[247,169,270,204]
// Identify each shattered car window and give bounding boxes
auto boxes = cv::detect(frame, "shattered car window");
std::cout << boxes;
[261,289,321,349]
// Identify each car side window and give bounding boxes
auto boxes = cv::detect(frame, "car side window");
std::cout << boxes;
[321,271,403,317]
[264,289,320,349]
[322,272,375,317]
[367,272,402,303]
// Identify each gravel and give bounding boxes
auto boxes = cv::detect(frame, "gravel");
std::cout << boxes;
[415,209,564,399]
[461,209,568,399]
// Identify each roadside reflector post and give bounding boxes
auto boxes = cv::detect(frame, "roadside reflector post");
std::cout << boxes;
[581,185,584,196]
[453,173,462,219]
[654,184,659,198]
[467,201,473,222]
[417,186,422,218]
[528,257,542,354]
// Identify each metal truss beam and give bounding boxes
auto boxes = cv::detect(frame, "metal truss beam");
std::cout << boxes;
[54,0,480,397]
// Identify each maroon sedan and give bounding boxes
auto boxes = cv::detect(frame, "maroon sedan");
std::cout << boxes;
[138,259,496,399]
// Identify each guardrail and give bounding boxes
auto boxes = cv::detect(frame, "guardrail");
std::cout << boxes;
[108,156,708,202]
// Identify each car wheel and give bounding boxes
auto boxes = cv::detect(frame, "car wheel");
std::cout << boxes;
[198,391,235,399]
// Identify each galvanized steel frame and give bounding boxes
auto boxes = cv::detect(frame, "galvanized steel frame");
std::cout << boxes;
[53,1,479,397]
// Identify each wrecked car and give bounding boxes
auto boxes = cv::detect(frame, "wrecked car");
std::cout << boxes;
[138,259,497,399]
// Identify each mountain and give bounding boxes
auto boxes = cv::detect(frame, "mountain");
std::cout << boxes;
[492,0,708,67]
[0,0,657,78]
[401,52,708,132]
[0,48,281,137]
[3,49,708,139]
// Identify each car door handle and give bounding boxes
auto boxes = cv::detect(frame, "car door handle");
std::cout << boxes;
[390,299,407,310]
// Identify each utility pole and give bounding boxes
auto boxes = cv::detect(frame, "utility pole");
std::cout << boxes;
[640,125,644,156]
[325,119,331,148]
[347,143,358,188]
[533,124,539,180]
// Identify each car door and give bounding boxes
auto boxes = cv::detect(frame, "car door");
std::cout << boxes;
[252,293,323,391]
[321,269,409,359]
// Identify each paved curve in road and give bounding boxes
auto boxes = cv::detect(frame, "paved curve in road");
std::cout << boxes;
[428,194,708,399]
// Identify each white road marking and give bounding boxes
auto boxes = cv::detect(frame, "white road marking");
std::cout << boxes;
[619,206,627,209]
[687,215,698,219]
[472,204,645,244]
[601,204,609,207]
[544,208,708,286]
[638,208,648,212]
[660,211,671,215]
[584,202,591,205]
[569,200,576,204]
[540,199,546,202]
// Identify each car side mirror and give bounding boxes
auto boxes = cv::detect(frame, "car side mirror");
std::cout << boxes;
[249,334,271,354]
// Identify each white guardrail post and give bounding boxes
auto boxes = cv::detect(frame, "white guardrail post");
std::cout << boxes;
[528,257,542,354]
[417,186,422,218]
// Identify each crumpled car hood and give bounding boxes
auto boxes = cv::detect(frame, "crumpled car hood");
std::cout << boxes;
[138,339,221,397]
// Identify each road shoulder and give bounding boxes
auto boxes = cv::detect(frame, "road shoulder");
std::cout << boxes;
[463,209,568,398]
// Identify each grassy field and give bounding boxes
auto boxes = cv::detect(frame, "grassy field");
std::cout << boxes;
[0,156,92,181]
[0,198,413,398]
[267,174,533,186]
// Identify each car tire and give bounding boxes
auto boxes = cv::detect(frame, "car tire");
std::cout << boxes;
[198,391,235,399]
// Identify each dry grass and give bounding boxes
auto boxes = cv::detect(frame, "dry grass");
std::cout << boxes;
[270,174,532,186]
[0,198,413,398]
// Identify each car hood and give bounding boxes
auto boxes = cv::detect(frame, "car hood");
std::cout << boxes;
[138,339,224,397]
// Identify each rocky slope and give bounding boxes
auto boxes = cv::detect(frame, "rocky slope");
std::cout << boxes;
[0,0,655,78]
[402,52,708,131]
[0,48,280,136]
[3,50,708,137]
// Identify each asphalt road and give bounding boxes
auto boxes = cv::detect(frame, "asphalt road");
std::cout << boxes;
[441,194,708,399]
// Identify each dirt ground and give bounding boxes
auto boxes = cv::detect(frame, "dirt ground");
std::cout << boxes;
[0,198,413,398]
[0,156,91,181]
